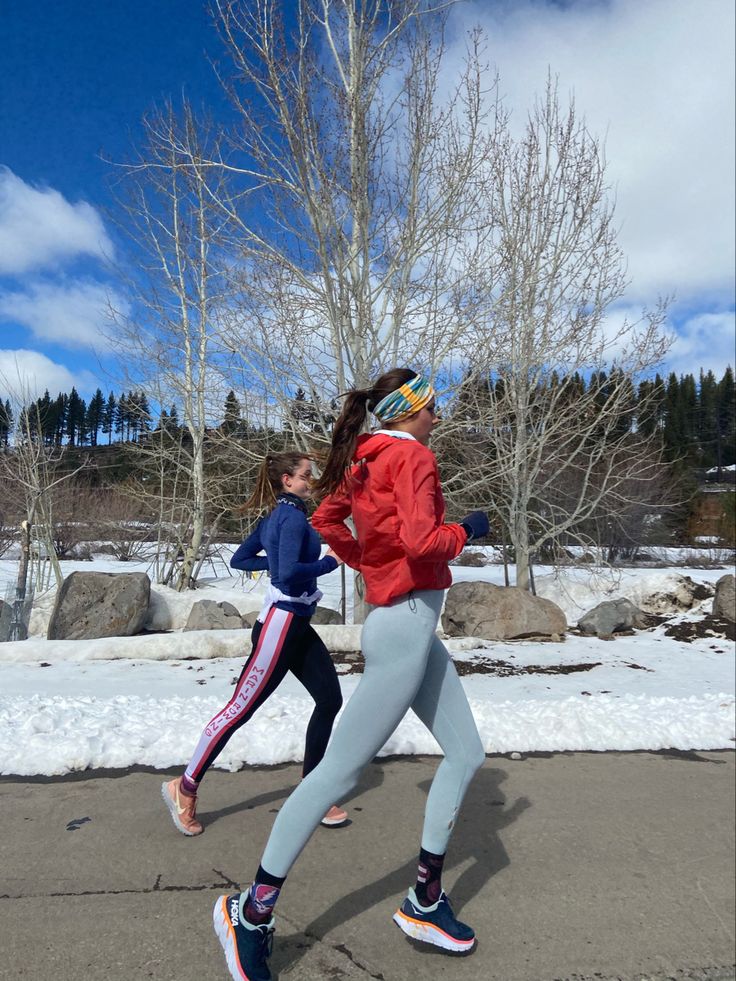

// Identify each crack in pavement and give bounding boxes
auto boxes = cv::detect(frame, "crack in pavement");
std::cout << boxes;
[331,942,386,979]
[0,868,243,901]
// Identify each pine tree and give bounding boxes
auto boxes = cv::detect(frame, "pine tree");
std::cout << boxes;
[609,369,635,438]
[637,379,658,438]
[138,391,151,434]
[698,369,719,468]
[0,398,12,447]
[86,388,105,447]
[223,390,241,434]
[66,387,84,446]
[17,406,32,441]
[128,392,140,442]
[680,374,698,461]
[717,366,736,469]
[36,390,52,444]
[130,390,151,441]
[52,393,67,446]
[116,393,129,442]
[102,393,117,444]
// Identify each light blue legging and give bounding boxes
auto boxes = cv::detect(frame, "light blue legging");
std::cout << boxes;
[260,589,485,878]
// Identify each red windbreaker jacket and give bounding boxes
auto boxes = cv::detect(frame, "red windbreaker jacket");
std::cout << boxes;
[312,432,467,606]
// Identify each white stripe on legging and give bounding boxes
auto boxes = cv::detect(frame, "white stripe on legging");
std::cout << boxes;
[186,606,293,781]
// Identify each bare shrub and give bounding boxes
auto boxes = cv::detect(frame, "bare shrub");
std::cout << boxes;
[90,488,157,562]
[0,489,20,557]
[672,549,734,570]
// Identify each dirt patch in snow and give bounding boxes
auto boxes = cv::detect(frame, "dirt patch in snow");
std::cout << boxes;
[453,658,602,677]
[664,615,735,643]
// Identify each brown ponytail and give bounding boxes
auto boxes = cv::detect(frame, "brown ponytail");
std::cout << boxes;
[312,367,418,500]
[242,451,311,513]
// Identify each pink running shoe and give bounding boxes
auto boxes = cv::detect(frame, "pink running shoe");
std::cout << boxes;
[320,804,348,828]
[161,777,203,836]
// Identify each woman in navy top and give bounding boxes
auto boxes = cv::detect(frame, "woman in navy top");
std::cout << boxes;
[162,451,348,836]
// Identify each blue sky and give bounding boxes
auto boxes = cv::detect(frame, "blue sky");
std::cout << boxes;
[0,0,734,406]
[0,0,229,402]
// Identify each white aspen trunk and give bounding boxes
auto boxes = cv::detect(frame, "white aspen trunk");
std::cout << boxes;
[10,519,32,641]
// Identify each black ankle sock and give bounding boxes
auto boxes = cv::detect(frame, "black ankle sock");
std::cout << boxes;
[242,865,286,925]
[414,847,445,906]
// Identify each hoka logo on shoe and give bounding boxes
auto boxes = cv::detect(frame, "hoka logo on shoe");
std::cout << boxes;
[229,897,239,926]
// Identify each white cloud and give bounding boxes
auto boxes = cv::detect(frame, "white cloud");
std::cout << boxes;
[0,349,101,402]
[448,0,735,302]
[666,310,735,378]
[0,280,127,351]
[0,167,114,275]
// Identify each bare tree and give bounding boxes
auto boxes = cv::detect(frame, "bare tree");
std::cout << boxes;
[141,0,501,618]
[155,0,500,429]
[437,81,671,589]
[0,390,88,636]
[107,101,242,590]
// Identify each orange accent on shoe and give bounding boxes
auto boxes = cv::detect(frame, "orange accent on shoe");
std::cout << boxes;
[162,778,204,836]
[395,909,475,947]
[320,804,348,827]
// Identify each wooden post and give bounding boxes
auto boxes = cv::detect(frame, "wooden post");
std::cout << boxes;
[10,519,32,641]
[353,570,369,624]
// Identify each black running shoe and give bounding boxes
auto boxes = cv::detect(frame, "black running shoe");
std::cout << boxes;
[213,894,275,981]
[393,887,476,955]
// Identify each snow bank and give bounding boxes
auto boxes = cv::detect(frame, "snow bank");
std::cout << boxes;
[0,626,493,664]
[1,688,732,776]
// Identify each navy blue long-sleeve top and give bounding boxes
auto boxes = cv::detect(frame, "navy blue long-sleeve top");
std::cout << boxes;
[230,494,338,617]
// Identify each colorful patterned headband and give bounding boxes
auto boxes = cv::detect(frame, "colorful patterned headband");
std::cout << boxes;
[372,374,435,423]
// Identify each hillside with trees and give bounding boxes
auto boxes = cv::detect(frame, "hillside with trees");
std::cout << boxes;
[1,367,733,585]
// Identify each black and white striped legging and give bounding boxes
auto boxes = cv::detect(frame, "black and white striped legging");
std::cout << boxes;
[184,606,343,785]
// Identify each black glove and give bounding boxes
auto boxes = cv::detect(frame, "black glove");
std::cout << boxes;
[460,510,489,542]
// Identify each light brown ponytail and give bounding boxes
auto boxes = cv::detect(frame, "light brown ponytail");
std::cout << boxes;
[242,451,311,513]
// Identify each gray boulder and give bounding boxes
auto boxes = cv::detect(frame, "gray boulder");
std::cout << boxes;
[451,551,487,568]
[241,610,259,629]
[47,571,151,640]
[713,574,735,622]
[241,605,342,628]
[311,606,343,625]
[442,581,566,641]
[578,598,648,640]
[184,599,244,631]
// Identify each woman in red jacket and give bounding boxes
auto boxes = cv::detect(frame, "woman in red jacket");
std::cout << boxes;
[213,368,489,981]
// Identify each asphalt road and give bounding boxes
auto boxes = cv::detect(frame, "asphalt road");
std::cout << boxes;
[1,751,734,981]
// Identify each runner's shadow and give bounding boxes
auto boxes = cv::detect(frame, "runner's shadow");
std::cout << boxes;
[198,785,293,826]
[198,760,386,829]
[272,762,529,975]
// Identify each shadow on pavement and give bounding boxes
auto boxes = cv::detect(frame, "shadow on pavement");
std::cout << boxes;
[272,764,530,977]
[196,756,388,830]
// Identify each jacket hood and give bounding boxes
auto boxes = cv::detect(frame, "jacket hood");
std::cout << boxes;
[352,430,414,463]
